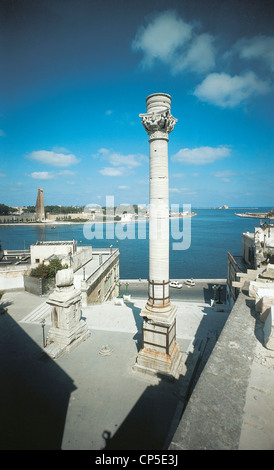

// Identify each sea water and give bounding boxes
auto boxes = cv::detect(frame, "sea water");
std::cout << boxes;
[0,208,271,279]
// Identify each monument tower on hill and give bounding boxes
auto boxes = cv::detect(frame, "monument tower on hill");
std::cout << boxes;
[35,188,45,221]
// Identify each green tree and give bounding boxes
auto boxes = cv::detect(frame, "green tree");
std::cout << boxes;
[0,204,17,215]
[30,259,68,278]
[47,259,68,278]
[30,263,49,278]
[22,206,36,213]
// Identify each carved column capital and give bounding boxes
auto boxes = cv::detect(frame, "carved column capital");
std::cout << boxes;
[139,111,177,140]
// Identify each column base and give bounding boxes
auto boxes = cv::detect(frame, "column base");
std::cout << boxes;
[141,301,177,324]
[133,341,183,381]
[45,319,90,359]
[133,303,184,381]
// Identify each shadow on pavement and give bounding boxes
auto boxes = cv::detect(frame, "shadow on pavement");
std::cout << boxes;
[0,313,76,449]
[203,282,226,303]
[101,374,181,450]
[124,301,143,351]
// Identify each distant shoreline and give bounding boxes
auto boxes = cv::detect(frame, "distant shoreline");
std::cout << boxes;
[0,214,197,227]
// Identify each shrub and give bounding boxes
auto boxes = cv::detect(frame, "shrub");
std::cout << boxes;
[47,259,68,278]
[30,263,49,278]
[30,259,68,278]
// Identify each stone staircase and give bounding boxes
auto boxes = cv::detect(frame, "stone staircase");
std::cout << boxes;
[21,301,51,324]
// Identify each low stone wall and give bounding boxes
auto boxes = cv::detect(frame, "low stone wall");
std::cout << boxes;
[81,250,119,306]
[0,266,29,290]
[24,275,42,296]
[24,276,55,296]
[168,286,258,450]
[70,246,93,272]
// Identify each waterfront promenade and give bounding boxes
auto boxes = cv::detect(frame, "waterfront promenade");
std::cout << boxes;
[0,281,273,450]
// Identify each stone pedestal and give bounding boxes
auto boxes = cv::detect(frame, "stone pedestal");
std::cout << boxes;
[45,268,90,359]
[135,308,183,380]
[134,93,183,380]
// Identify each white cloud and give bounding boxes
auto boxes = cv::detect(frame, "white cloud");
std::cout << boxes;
[96,148,146,168]
[174,33,216,74]
[99,167,124,176]
[170,187,197,195]
[52,146,71,153]
[58,170,76,176]
[108,153,143,168]
[132,10,216,74]
[170,187,182,193]
[132,10,192,68]
[170,172,186,178]
[233,35,274,72]
[193,72,270,108]
[26,149,80,167]
[30,171,55,180]
[96,148,147,176]
[214,170,237,182]
[172,146,231,165]
[118,185,129,189]
[214,170,237,178]
[0,171,6,177]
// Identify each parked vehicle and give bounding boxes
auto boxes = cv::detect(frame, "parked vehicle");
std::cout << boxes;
[170,281,182,289]
[184,279,195,287]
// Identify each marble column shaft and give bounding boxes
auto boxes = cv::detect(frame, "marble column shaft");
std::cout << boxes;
[134,93,183,380]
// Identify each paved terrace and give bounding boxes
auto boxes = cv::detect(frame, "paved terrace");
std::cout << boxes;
[169,284,274,450]
[0,280,273,450]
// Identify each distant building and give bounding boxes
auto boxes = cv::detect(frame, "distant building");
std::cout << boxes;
[0,188,46,224]
[46,212,93,221]
[227,221,274,305]
[242,223,274,268]
[30,240,77,266]
[28,240,120,305]
[0,238,120,306]
[0,213,37,224]
[35,188,45,221]
[0,243,31,290]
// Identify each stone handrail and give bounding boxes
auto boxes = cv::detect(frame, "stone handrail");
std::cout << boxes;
[82,249,119,287]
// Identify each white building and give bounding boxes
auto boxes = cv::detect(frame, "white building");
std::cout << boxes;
[227,222,274,305]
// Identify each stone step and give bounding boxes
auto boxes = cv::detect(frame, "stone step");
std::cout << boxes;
[21,301,51,324]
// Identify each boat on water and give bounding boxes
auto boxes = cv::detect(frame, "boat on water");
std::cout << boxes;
[235,210,274,219]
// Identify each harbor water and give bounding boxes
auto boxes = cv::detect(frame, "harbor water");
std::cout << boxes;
[0,208,271,279]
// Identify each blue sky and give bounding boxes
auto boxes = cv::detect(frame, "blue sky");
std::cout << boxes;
[0,0,273,208]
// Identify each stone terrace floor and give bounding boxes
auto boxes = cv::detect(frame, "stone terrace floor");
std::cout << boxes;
[0,286,273,450]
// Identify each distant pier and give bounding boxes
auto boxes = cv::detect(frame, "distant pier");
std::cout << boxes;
[235,210,274,219]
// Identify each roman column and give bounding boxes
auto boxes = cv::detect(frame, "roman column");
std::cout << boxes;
[134,93,183,380]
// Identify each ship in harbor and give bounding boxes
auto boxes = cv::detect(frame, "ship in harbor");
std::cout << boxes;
[235,209,274,219]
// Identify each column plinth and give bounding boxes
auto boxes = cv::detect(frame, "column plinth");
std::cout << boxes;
[134,93,183,380]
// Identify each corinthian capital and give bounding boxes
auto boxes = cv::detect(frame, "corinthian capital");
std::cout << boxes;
[139,111,177,138]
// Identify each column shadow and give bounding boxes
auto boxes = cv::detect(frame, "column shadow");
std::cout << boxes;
[123,300,143,351]
[101,374,181,450]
